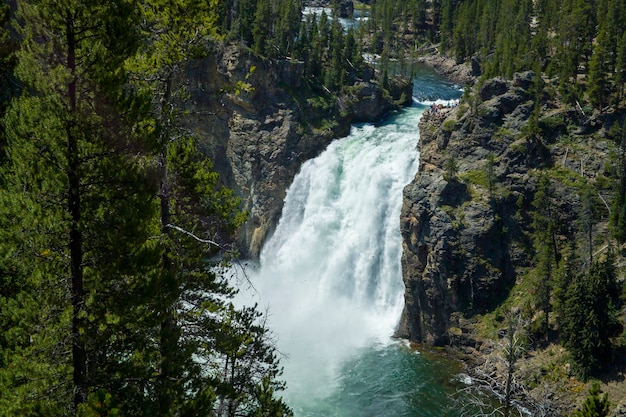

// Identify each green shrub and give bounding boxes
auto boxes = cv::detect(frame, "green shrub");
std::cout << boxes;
[459,169,489,188]
[442,119,456,132]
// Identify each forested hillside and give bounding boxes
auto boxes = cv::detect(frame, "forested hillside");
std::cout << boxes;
[0,0,399,415]
[436,0,626,375]
[362,0,626,112]
[440,0,626,107]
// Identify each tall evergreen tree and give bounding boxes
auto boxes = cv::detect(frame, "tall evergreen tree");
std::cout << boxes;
[553,243,578,327]
[326,17,345,90]
[615,31,626,104]
[127,2,290,415]
[129,2,232,414]
[562,253,622,379]
[0,0,154,414]
[531,175,559,341]
[274,0,302,57]
[579,182,596,264]
[0,2,16,126]
[587,27,611,110]
[1,1,291,415]
[610,121,626,242]
[439,0,455,51]
[252,0,271,55]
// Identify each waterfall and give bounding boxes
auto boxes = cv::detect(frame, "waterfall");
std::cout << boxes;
[235,65,465,416]
[240,107,427,414]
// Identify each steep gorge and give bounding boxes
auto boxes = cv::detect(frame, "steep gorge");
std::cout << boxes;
[183,42,625,410]
[182,44,411,258]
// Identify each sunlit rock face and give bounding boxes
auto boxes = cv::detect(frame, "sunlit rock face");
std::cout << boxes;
[397,71,588,345]
[184,44,411,258]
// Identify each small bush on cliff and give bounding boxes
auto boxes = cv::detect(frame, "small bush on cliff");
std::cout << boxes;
[572,382,610,417]
[443,156,459,181]
[442,119,456,132]
[459,169,490,189]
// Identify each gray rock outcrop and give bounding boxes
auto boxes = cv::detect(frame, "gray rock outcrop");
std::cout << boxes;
[397,71,614,345]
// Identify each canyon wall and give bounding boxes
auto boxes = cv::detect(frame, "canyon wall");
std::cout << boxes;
[184,44,412,258]
[396,72,614,345]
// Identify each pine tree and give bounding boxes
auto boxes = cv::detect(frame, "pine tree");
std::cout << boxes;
[553,243,578,327]
[326,17,345,90]
[587,27,610,111]
[573,382,611,417]
[549,0,594,102]
[579,182,596,264]
[344,28,364,81]
[610,121,626,242]
[562,254,622,379]
[615,31,626,104]
[0,2,16,123]
[275,0,302,57]
[443,156,459,182]
[477,0,499,57]
[252,0,271,55]
[1,1,291,415]
[531,175,559,341]
[237,0,258,45]
[0,0,153,414]
[127,2,290,415]
[439,0,455,51]
[129,2,227,414]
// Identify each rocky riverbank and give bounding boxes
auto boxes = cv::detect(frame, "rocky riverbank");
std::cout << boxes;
[415,53,478,86]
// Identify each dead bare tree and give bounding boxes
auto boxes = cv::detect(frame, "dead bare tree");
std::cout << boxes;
[449,309,527,417]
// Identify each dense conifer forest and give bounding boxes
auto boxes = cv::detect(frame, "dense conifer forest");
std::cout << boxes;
[0,0,407,413]
[2,0,626,415]
[362,0,626,110]
[0,0,297,415]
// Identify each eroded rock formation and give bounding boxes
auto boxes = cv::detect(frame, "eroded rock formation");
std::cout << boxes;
[397,71,615,345]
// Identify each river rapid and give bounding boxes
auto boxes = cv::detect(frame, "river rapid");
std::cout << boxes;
[238,65,463,416]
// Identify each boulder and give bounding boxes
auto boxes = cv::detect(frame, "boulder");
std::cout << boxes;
[479,77,508,101]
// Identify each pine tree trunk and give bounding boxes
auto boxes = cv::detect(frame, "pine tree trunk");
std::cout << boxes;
[157,74,177,417]
[66,12,87,412]
[158,146,174,415]
[504,362,513,417]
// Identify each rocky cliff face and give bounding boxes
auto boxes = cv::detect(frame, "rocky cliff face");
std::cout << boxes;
[184,44,412,258]
[396,71,617,345]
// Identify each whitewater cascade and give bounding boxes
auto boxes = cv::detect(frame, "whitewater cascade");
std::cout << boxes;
[239,106,428,413]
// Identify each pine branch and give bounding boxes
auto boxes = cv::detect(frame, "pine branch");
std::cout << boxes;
[165,223,222,248]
